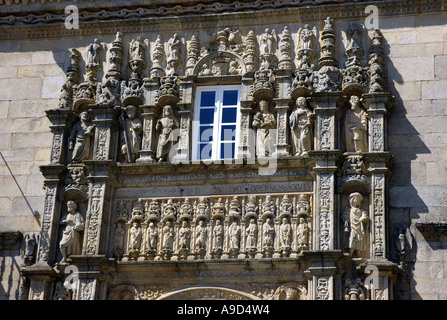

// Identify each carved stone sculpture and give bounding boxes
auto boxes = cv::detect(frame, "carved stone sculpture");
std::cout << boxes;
[343,192,369,257]
[279,217,291,256]
[252,100,276,157]
[262,218,274,256]
[162,222,174,250]
[128,221,142,258]
[260,28,276,53]
[146,222,158,253]
[195,220,207,253]
[212,219,224,254]
[59,200,85,263]
[166,34,183,75]
[245,218,258,249]
[345,95,368,153]
[68,111,95,163]
[297,217,309,250]
[289,97,313,157]
[229,220,241,252]
[178,220,191,251]
[156,105,179,162]
[120,105,143,163]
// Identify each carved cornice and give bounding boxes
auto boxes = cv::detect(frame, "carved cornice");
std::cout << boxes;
[0,0,444,41]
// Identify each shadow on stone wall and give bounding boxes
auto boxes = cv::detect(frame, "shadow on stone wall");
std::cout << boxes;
[383,34,429,300]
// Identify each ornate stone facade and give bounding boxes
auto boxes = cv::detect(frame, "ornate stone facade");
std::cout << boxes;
[5,0,435,301]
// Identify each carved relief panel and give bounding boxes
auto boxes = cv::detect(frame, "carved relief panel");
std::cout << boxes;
[110,193,313,261]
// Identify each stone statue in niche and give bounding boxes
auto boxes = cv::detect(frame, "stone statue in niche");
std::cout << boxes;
[178,220,191,251]
[343,192,369,257]
[59,200,85,263]
[146,222,158,253]
[262,218,275,248]
[120,105,143,163]
[195,220,207,252]
[128,221,142,254]
[68,111,95,163]
[156,105,179,162]
[296,217,309,250]
[279,217,292,248]
[252,100,277,157]
[213,219,224,251]
[345,95,368,153]
[162,221,174,250]
[289,97,313,157]
[245,218,258,249]
[229,220,241,251]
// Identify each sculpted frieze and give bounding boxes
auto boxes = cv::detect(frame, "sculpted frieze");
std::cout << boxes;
[111,193,312,261]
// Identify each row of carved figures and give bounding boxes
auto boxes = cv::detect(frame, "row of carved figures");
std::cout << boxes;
[112,194,312,260]
[66,93,369,165]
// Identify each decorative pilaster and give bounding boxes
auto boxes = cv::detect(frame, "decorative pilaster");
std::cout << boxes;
[82,162,116,256]
[273,98,290,158]
[136,104,159,163]
[90,104,119,162]
[237,100,254,161]
[313,92,342,151]
[46,109,75,165]
[36,165,66,265]
[314,167,337,251]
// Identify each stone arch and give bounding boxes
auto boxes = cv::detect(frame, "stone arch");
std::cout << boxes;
[192,51,247,77]
[156,286,261,300]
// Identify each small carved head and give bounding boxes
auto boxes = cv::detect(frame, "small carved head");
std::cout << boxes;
[349,95,361,109]
[67,200,77,212]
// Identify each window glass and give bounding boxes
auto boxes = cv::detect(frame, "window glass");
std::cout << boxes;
[221,108,237,123]
[223,90,238,106]
[200,91,216,107]
[193,85,241,162]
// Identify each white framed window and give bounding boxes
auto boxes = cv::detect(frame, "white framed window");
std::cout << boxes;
[192,85,241,163]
